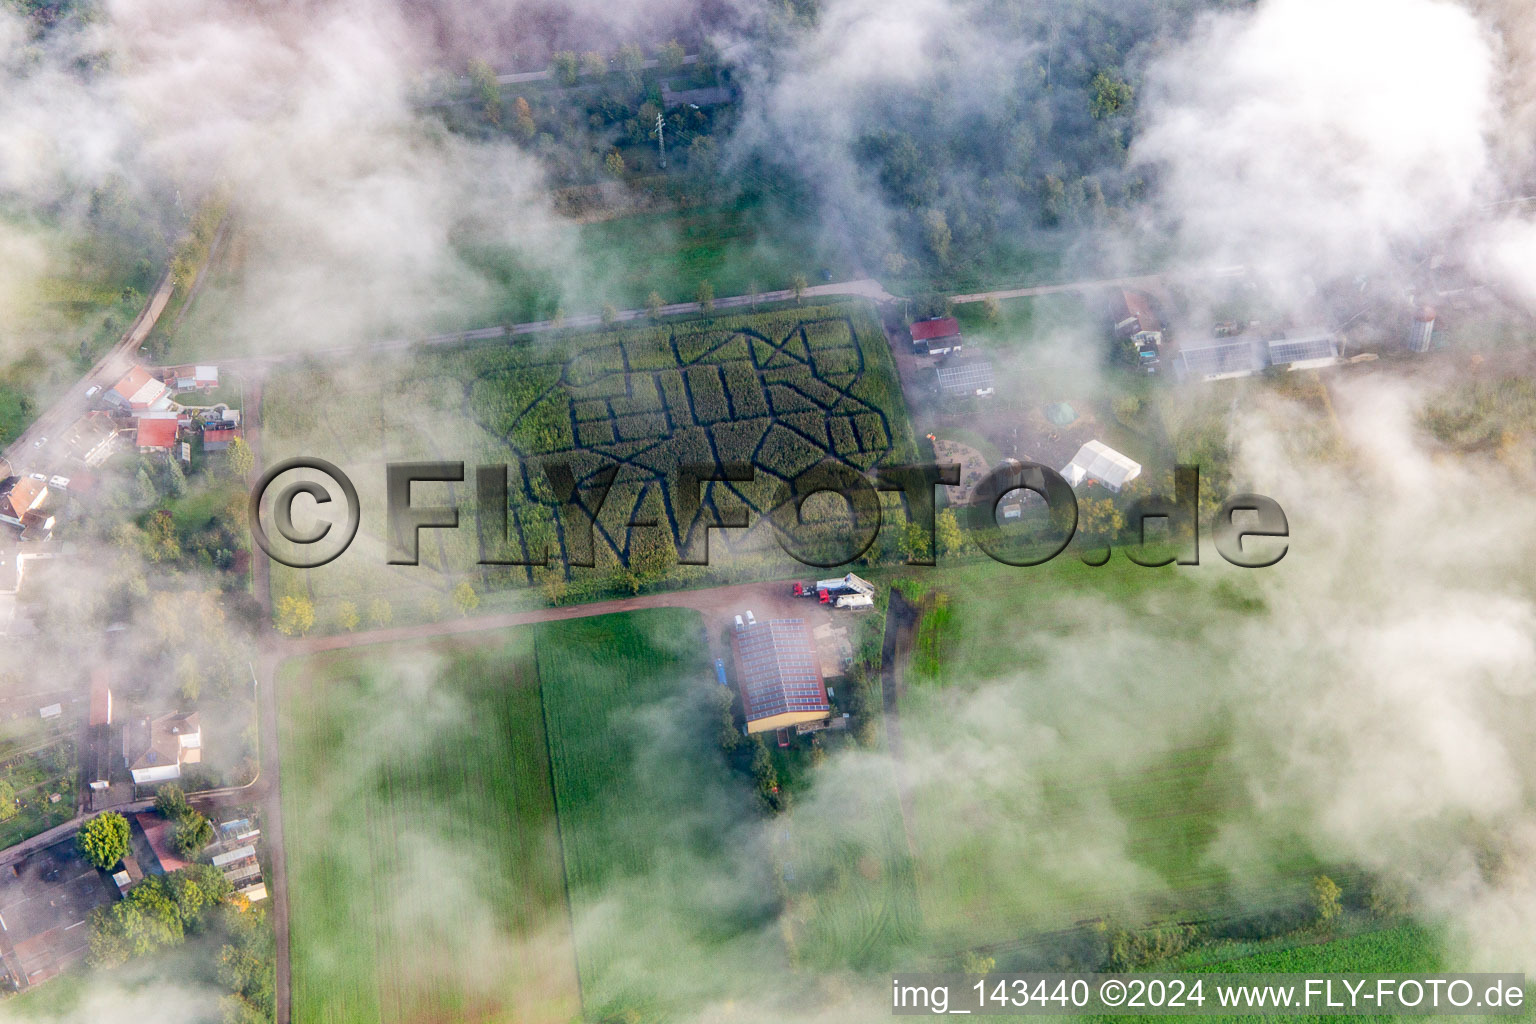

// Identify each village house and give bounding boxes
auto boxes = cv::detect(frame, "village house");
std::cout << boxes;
[0,475,54,537]
[104,365,172,414]
[62,411,127,466]
[135,416,179,454]
[162,364,219,392]
[910,316,963,356]
[201,420,241,452]
[126,711,202,785]
[1115,289,1164,347]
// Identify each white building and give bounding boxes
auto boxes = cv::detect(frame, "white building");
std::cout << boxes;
[1061,440,1142,493]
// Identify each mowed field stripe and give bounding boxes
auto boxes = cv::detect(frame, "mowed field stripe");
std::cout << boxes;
[278,640,580,1024]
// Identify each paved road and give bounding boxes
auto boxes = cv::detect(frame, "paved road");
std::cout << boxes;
[3,268,176,475]
[947,265,1246,305]
[493,52,699,86]
[228,277,895,368]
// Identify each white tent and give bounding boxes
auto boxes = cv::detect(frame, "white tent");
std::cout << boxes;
[1061,440,1142,493]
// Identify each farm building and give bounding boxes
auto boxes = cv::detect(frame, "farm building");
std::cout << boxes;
[1266,331,1340,369]
[1175,329,1341,381]
[935,359,995,398]
[731,618,831,734]
[125,711,201,784]
[135,417,178,453]
[1173,336,1267,380]
[910,316,963,355]
[104,365,171,413]
[1061,440,1142,493]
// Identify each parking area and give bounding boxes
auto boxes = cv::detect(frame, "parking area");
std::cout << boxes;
[0,838,115,989]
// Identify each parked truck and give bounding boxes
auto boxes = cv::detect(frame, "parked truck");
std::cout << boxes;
[833,593,875,610]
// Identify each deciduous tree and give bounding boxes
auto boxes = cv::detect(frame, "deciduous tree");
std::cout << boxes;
[366,597,392,628]
[657,40,686,72]
[551,51,579,85]
[78,812,131,869]
[468,59,501,125]
[274,595,314,637]
[225,436,254,478]
[452,581,480,616]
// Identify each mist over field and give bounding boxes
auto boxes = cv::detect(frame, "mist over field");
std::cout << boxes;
[3,0,1536,1021]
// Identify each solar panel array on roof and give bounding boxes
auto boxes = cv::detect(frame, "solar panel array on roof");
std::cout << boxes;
[1267,335,1339,365]
[935,361,995,395]
[1175,338,1264,378]
[733,619,828,723]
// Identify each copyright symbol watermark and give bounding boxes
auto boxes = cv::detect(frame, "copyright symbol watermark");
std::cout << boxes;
[248,457,360,569]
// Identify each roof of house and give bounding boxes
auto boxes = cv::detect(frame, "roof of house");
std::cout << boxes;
[112,366,168,407]
[732,619,829,724]
[1121,289,1161,334]
[1,477,47,520]
[65,411,122,449]
[89,668,111,726]
[135,418,178,449]
[1061,440,1142,491]
[134,813,189,873]
[910,317,961,342]
[127,712,200,772]
[168,364,218,385]
[202,428,238,445]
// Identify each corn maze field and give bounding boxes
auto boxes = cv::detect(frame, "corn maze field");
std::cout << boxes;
[448,301,917,570]
[261,300,917,616]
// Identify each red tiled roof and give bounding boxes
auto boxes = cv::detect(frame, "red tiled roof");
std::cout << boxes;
[1122,290,1161,333]
[113,365,155,400]
[203,428,238,444]
[89,668,111,726]
[910,317,961,341]
[3,477,45,519]
[136,418,178,449]
[135,813,189,873]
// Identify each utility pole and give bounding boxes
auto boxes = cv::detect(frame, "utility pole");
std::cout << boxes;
[656,112,666,169]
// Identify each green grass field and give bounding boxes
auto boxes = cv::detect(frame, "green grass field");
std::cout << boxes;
[886,557,1320,950]
[281,608,927,1022]
[279,638,579,1024]
[534,611,785,1019]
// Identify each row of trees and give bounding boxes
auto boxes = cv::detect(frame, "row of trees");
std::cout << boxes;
[274,581,481,637]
